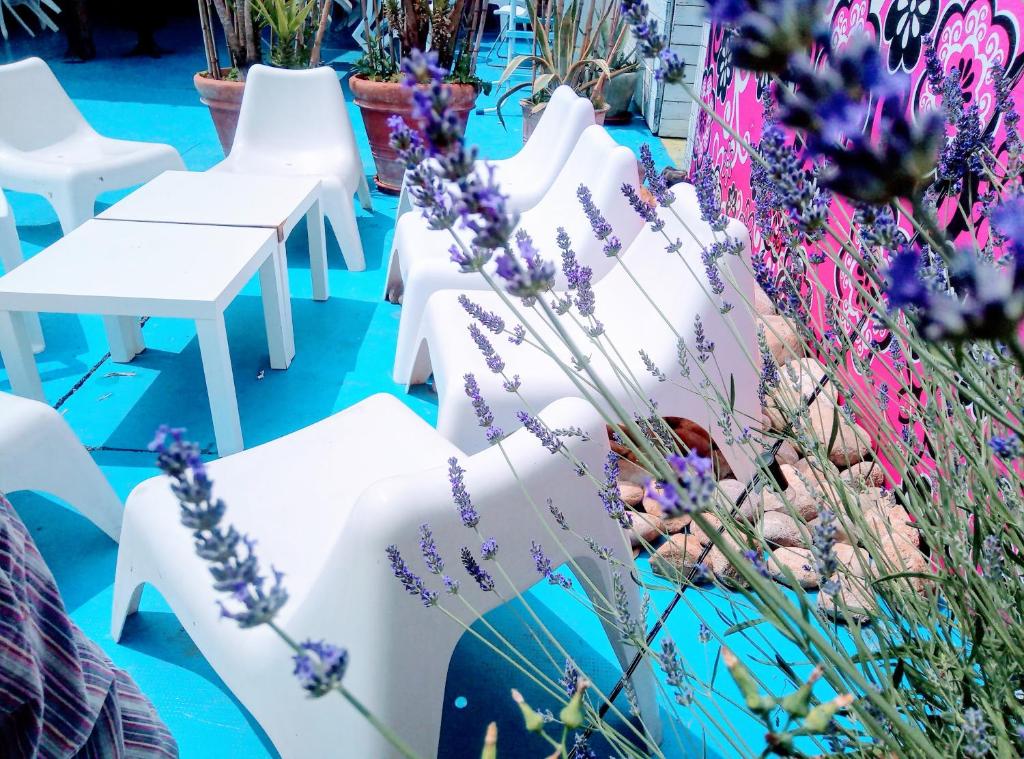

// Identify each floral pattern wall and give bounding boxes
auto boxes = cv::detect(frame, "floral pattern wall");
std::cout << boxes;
[691,0,1024,457]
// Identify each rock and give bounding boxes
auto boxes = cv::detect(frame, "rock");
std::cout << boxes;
[817,575,876,623]
[805,407,873,468]
[626,511,662,547]
[760,314,803,364]
[769,547,819,588]
[766,358,837,431]
[652,533,708,581]
[618,481,644,508]
[775,441,800,466]
[778,464,820,521]
[642,491,664,518]
[841,461,885,489]
[618,458,653,485]
[718,479,747,502]
[794,456,840,481]
[754,286,775,317]
[760,511,805,548]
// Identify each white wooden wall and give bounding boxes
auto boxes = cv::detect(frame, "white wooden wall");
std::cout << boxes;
[638,0,708,143]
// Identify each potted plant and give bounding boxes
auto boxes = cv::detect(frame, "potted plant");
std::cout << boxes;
[496,0,635,141]
[349,0,489,193]
[603,50,640,124]
[194,0,262,154]
[196,0,334,154]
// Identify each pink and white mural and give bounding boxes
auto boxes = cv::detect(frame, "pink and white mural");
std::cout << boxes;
[691,0,1024,459]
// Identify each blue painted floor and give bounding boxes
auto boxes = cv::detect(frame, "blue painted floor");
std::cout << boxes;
[0,16,794,759]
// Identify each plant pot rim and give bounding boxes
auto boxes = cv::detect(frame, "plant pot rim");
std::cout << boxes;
[520,96,609,112]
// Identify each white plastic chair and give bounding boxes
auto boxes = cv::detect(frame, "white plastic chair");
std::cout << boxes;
[0,58,184,234]
[111,393,661,758]
[389,125,643,382]
[0,194,43,352]
[0,392,122,541]
[489,0,534,62]
[401,185,761,482]
[211,64,373,272]
[392,85,596,220]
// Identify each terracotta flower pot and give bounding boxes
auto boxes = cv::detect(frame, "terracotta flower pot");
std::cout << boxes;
[349,75,479,194]
[521,97,608,143]
[193,71,245,156]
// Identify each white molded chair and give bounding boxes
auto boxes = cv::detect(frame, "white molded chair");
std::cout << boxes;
[0,58,184,234]
[403,185,761,481]
[0,392,122,541]
[211,64,373,272]
[112,393,661,758]
[389,125,643,382]
[0,194,43,352]
[393,85,596,221]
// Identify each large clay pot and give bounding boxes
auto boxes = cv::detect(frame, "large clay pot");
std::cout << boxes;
[193,71,245,155]
[349,75,479,194]
[521,97,608,143]
[604,70,640,125]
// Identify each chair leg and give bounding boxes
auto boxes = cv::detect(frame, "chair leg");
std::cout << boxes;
[324,195,366,272]
[357,174,373,211]
[50,190,96,234]
[39,425,122,541]
[111,522,148,641]
[0,243,45,353]
[574,554,663,747]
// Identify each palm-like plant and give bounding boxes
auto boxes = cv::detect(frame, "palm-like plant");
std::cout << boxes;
[495,0,634,119]
[198,0,262,79]
[252,0,325,68]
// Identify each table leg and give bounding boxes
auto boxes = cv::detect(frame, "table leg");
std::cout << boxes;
[103,316,144,362]
[307,196,329,301]
[259,253,293,370]
[195,315,243,456]
[274,242,295,362]
[0,311,44,401]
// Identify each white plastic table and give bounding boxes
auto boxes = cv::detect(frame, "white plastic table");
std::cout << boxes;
[98,170,327,361]
[0,220,290,456]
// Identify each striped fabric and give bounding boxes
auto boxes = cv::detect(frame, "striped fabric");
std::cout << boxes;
[0,495,178,758]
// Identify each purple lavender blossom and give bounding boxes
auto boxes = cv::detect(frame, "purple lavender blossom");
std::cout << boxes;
[644,449,715,516]
[387,544,438,607]
[460,547,495,591]
[621,183,664,231]
[599,452,631,528]
[548,498,570,530]
[658,637,694,705]
[464,373,495,431]
[516,411,562,453]
[494,230,556,299]
[468,323,505,374]
[619,0,686,82]
[151,426,289,629]
[458,294,505,334]
[449,243,492,273]
[639,143,675,207]
[561,659,580,698]
[694,159,726,230]
[577,184,614,241]
[743,549,770,578]
[448,457,480,528]
[694,315,715,361]
[812,510,840,596]
[292,640,348,697]
[530,541,573,589]
[419,523,445,574]
[989,433,1022,460]
[443,575,461,594]
[480,538,498,560]
[387,115,425,169]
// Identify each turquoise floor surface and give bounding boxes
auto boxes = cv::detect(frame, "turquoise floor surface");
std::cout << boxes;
[0,17,801,759]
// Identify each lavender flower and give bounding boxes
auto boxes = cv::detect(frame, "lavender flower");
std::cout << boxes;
[989,433,1022,460]
[757,326,781,408]
[561,659,580,698]
[962,707,992,758]
[548,498,570,530]
[464,373,495,430]
[743,549,770,578]
[458,294,505,334]
[694,159,726,230]
[516,411,562,453]
[619,0,686,82]
[387,115,424,168]
[577,184,613,241]
[443,575,460,595]
[387,544,438,607]
[621,182,663,230]
[938,104,988,183]
[639,349,666,381]
[530,541,573,589]
[449,457,480,528]
[639,143,675,207]
[812,510,840,596]
[151,426,289,629]
[461,547,495,591]
[694,315,715,361]
[494,230,556,299]
[468,323,505,373]
[981,534,1005,581]
[644,449,715,516]
[599,451,631,528]
[292,640,348,697]
[658,637,694,706]
[698,623,712,643]
[419,523,445,575]
[480,537,498,560]
[612,572,640,640]
[562,243,597,317]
